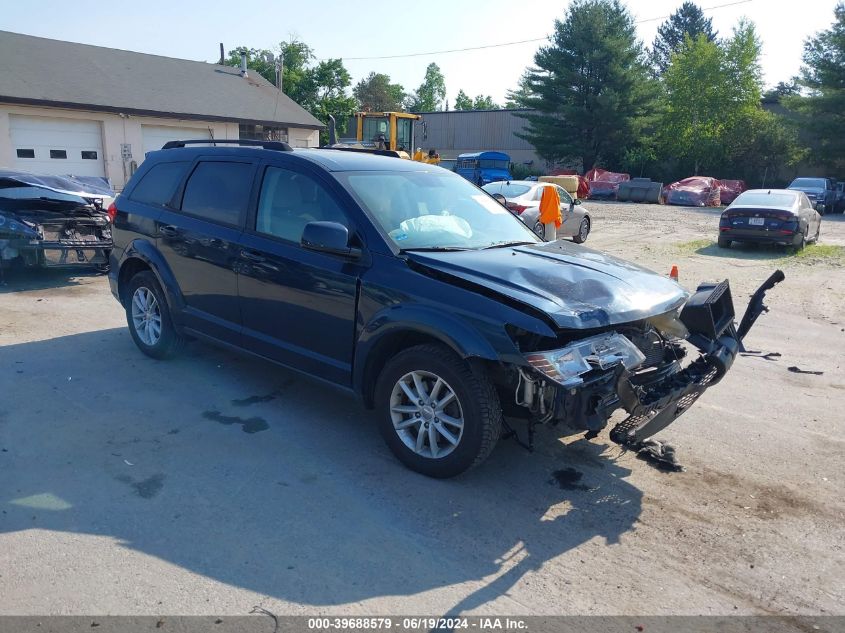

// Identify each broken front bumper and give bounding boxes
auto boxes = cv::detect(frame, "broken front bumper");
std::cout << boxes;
[609,271,784,446]
[0,216,112,268]
[517,271,785,448]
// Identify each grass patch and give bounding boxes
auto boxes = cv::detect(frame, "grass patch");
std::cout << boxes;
[675,239,714,253]
[673,238,845,263]
[793,243,845,262]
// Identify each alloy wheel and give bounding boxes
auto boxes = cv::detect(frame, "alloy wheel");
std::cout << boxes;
[579,219,589,242]
[131,286,162,346]
[389,370,464,459]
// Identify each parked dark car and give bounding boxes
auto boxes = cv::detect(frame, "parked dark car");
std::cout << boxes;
[718,189,821,250]
[786,177,838,214]
[0,170,113,271]
[109,140,781,478]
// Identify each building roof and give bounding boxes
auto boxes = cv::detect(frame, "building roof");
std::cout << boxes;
[0,30,323,129]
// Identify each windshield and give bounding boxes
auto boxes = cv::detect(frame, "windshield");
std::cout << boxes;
[482,182,531,197]
[340,170,540,250]
[361,117,390,144]
[733,191,796,207]
[790,178,825,189]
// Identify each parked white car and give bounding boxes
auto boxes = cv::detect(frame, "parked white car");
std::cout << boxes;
[482,180,591,243]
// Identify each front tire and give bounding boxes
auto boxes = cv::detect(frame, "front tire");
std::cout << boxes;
[717,235,731,248]
[125,271,185,359]
[573,217,590,244]
[374,344,502,478]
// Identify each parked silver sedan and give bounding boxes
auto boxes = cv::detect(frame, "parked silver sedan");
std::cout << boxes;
[482,180,591,243]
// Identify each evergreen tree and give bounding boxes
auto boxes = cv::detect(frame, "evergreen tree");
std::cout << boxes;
[517,0,657,170]
[787,2,845,170]
[650,2,717,76]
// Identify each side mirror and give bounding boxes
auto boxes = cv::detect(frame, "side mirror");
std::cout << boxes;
[573,198,582,205]
[492,193,507,206]
[301,221,361,259]
[814,201,825,212]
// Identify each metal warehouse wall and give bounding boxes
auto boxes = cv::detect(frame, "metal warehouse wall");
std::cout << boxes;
[412,109,545,165]
[345,110,546,166]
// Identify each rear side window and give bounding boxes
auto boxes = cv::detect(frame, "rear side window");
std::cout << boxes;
[130,161,190,206]
[181,161,253,226]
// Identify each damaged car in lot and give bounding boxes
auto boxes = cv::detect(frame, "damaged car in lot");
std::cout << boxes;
[0,170,113,271]
[109,141,783,478]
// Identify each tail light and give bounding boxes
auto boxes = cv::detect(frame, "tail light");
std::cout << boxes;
[107,202,117,223]
[507,202,528,214]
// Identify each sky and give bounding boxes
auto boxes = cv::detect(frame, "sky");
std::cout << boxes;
[2,0,840,105]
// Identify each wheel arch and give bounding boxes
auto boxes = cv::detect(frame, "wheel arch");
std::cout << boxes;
[117,240,185,314]
[355,310,501,409]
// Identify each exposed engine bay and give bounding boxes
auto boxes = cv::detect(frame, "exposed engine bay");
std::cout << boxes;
[501,271,785,460]
[0,170,113,270]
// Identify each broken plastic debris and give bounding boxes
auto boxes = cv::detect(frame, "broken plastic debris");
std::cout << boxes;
[124,460,134,466]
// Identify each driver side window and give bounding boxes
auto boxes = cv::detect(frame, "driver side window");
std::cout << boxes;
[256,166,348,242]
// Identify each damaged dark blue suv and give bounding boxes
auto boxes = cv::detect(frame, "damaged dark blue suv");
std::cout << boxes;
[109,140,782,478]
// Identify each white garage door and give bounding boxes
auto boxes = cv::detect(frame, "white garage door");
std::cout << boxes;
[10,115,105,177]
[142,125,212,158]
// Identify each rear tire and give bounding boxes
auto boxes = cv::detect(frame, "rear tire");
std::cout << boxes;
[572,217,590,244]
[792,230,807,251]
[717,236,731,248]
[125,271,185,360]
[374,344,502,478]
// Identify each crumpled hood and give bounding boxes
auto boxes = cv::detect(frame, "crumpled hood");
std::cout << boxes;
[0,170,114,200]
[407,241,689,329]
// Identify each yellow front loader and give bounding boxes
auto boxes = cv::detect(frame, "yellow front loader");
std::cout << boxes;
[327,112,438,163]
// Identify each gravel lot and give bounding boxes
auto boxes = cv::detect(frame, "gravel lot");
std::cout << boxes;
[1,201,843,617]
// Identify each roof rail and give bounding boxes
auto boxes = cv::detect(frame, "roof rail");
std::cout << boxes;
[316,146,405,159]
[160,139,293,151]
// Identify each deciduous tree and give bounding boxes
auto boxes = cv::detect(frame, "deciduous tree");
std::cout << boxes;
[227,39,356,143]
[454,90,473,110]
[353,72,406,112]
[407,63,447,112]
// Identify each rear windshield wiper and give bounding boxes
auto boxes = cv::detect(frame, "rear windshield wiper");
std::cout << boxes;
[482,241,537,249]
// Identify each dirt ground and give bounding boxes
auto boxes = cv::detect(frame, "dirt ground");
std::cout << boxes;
[0,201,843,618]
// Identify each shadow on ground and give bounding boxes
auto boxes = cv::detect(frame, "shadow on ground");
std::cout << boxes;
[0,267,105,293]
[693,241,795,260]
[0,328,643,612]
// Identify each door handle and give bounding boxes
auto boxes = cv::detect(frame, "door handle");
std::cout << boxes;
[159,225,179,237]
[240,249,266,263]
